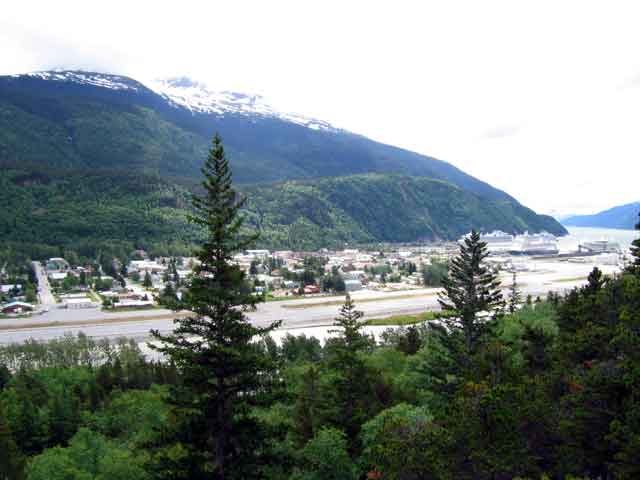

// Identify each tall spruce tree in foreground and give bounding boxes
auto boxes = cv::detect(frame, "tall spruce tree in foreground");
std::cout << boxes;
[437,230,504,367]
[150,134,280,479]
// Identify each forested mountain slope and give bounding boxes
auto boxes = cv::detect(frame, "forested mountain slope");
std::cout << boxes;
[0,70,567,259]
[0,168,565,260]
[0,71,516,197]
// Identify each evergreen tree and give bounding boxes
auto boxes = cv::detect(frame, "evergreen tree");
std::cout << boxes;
[150,134,280,479]
[0,407,25,480]
[142,271,153,288]
[627,212,640,275]
[330,294,366,353]
[508,271,521,314]
[160,282,176,302]
[326,295,377,451]
[437,230,504,368]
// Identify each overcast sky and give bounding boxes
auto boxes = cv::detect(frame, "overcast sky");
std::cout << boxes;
[2,1,639,216]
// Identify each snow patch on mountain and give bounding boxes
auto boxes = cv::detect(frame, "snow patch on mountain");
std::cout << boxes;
[21,70,141,91]
[13,70,338,132]
[147,77,337,131]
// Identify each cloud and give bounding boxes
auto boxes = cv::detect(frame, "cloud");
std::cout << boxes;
[482,124,523,140]
[617,71,640,91]
[0,19,130,76]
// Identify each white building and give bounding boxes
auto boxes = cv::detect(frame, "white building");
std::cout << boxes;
[65,297,95,309]
[345,279,363,292]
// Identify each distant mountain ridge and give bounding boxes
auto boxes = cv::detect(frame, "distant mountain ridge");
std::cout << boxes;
[562,202,640,230]
[0,69,567,258]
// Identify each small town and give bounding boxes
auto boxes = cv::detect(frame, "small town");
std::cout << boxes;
[1,231,631,319]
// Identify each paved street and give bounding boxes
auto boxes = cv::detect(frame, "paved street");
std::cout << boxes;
[32,261,56,306]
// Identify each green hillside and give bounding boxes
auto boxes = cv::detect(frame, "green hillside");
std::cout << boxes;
[0,71,568,259]
[0,72,517,198]
[243,174,566,250]
[0,168,566,261]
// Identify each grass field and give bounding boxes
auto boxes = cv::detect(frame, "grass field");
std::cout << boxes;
[281,291,439,310]
[365,310,456,326]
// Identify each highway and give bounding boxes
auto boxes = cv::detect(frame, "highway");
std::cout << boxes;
[0,259,613,345]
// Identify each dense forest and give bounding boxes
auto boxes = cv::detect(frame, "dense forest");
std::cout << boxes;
[1,260,639,479]
[0,167,565,263]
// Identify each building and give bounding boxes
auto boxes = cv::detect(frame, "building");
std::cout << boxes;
[343,270,366,281]
[0,284,22,295]
[64,297,95,309]
[246,249,271,260]
[48,272,69,282]
[1,301,35,314]
[46,257,70,272]
[344,280,363,292]
[112,299,154,309]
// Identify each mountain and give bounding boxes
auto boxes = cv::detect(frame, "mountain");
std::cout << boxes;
[0,168,566,259]
[562,202,640,230]
[0,70,512,197]
[243,174,566,250]
[0,70,567,259]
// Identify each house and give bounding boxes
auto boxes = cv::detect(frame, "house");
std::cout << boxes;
[344,280,363,292]
[343,270,366,281]
[48,272,69,282]
[64,297,95,309]
[128,260,167,274]
[246,249,270,260]
[1,301,35,314]
[46,257,70,272]
[0,284,22,295]
[256,274,282,287]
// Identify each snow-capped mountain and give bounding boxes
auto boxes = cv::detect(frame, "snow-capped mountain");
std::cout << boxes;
[19,70,142,92]
[147,77,336,132]
[14,70,337,132]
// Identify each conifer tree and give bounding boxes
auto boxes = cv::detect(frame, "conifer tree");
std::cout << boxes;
[150,134,280,479]
[142,271,153,288]
[0,409,25,480]
[326,294,376,451]
[627,212,640,275]
[438,230,504,362]
[508,271,521,314]
[330,294,368,357]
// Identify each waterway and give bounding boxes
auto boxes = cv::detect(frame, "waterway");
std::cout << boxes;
[559,226,638,253]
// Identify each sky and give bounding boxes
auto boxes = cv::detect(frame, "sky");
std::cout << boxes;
[1,0,639,217]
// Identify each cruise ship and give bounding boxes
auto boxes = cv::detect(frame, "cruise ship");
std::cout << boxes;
[579,239,621,254]
[480,231,515,254]
[509,232,559,255]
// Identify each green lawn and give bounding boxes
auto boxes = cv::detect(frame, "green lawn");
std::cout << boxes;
[365,310,455,326]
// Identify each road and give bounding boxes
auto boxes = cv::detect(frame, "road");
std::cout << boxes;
[0,259,612,345]
[32,261,56,306]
